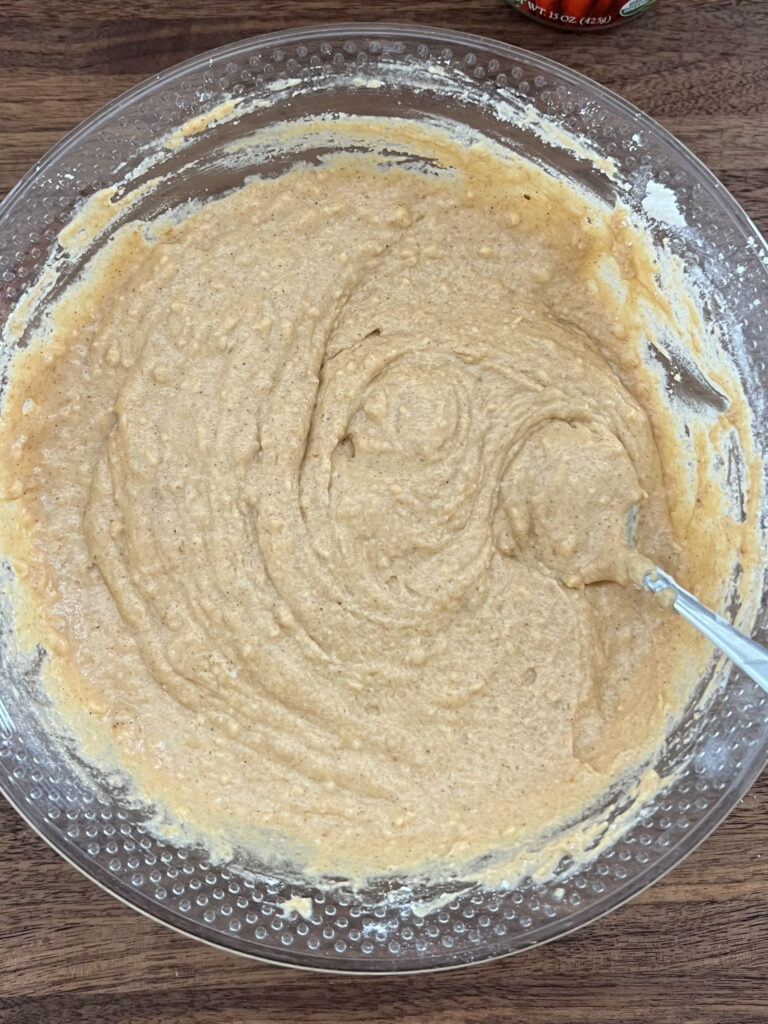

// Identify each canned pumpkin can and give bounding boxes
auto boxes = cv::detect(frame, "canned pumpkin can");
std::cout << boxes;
[507,0,657,29]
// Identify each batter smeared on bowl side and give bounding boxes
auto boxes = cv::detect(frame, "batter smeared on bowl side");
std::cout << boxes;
[0,117,756,879]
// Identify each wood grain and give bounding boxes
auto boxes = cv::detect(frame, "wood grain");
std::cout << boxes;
[1,1,767,1020]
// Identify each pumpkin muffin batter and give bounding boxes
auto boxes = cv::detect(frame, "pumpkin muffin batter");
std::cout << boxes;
[0,117,750,878]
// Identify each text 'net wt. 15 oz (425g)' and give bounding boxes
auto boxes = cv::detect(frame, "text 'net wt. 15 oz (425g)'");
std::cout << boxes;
[507,0,657,29]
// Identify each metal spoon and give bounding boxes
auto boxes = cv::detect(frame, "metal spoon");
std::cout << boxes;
[642,566,768,696]
[503,428,768,695]
[624,501,768,694]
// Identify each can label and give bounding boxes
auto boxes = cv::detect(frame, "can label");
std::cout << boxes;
[507,0,656,28]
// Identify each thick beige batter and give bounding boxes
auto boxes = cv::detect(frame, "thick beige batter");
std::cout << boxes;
[0,117,753,878]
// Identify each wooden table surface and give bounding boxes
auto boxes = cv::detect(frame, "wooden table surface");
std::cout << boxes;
[1,1,767,1020]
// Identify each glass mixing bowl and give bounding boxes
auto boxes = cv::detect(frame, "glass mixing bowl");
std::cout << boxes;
[0,24,767,973]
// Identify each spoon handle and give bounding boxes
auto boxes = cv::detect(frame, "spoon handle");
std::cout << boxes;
[645,568,768,696]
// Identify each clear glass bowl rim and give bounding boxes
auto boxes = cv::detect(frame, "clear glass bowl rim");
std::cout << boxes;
[0,22,766,974]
